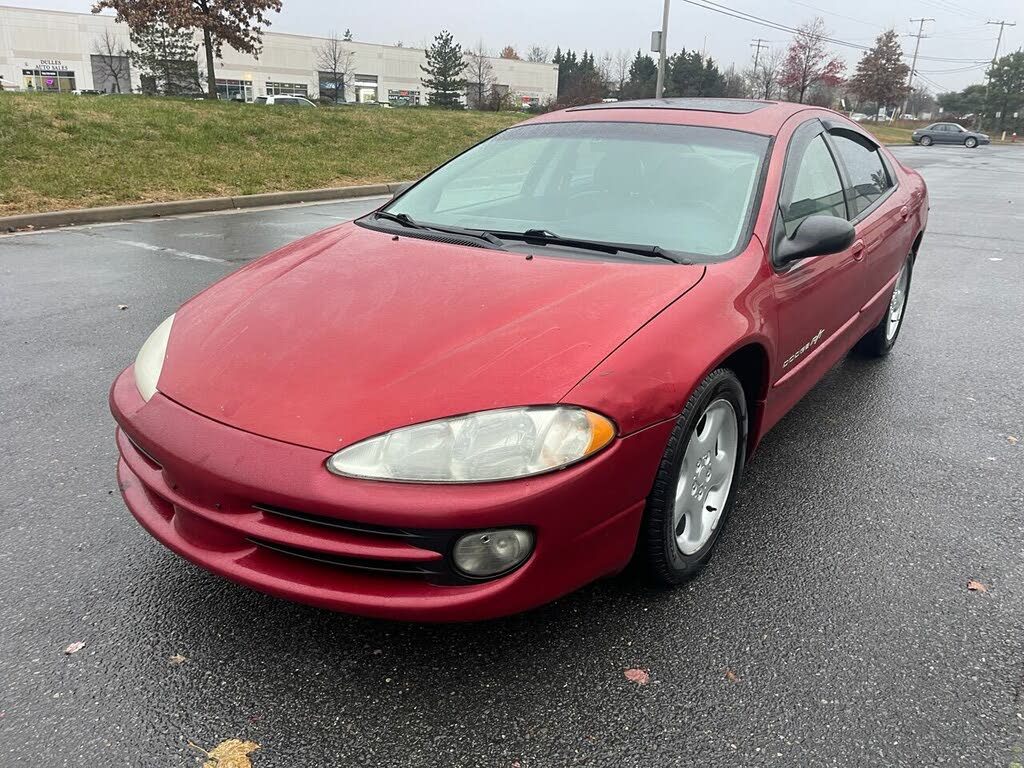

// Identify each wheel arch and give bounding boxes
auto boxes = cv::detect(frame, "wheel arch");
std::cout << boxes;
[705,341,772,457]
[911,230,924,259]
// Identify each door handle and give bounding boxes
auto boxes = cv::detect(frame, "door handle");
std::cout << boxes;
[851,239,865,261]
[900,206,910,220]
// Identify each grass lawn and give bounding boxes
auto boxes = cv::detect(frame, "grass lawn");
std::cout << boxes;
[862,124,915,144]
[0,93,526,216]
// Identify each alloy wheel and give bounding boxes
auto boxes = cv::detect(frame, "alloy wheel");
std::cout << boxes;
[886,261,910,341]
[672,399,739,555]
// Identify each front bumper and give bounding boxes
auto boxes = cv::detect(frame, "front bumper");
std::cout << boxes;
[110,367,671,621]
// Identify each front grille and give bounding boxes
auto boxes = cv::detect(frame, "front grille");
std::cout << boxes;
[253,503,455,552]
[250,502,473,584]
[248,538,447,576]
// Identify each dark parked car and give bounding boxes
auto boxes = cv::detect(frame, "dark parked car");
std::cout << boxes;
[912,122,989,148]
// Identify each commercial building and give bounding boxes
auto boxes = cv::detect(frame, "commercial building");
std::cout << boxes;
[0,5,558,106]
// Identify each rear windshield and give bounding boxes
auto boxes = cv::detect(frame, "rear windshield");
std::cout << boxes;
[384,121,770,259]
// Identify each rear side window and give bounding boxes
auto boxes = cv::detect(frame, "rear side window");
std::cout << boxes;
[782,134,846,237]
[829,135,893,218]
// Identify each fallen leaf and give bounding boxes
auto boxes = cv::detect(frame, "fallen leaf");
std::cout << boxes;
[169,653,187,665]
[967,580,987,593]
[117,304,129,311]
[1008,436,1019,444]
[190,739,260,768]
[64,642,86,655]
[724,669,740,682]
[624,668,650,685]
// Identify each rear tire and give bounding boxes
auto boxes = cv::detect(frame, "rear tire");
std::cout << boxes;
[920,136,933,146]
[856,254,913,357]
[965,136,978,148]
[638,368,747,585]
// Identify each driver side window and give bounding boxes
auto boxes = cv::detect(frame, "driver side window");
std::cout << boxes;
[781,134,846,238]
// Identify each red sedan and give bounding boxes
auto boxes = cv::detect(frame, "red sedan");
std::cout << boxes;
[111,98,927,621]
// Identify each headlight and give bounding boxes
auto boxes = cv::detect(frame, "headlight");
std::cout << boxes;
[327,406,616,483]
[134,314,175,401]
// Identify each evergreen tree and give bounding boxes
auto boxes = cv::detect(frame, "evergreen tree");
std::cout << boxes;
[129,19,202,95]
[986,50,1024,131]
[622,50,658,99]
[421,30,468,108]
[848,29,910,115]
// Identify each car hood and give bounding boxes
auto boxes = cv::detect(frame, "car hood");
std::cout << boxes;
[158,224,705,451]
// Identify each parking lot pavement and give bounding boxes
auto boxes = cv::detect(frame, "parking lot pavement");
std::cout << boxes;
[1,146,1022,767]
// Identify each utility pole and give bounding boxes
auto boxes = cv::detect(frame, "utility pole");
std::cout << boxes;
[901,17,932,120]
[984,20,1016,130]
[986,19,1015,73]
[751,38,769,73]
[655,0,670,99]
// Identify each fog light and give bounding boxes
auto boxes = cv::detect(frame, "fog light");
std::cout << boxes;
[452,528,533,578]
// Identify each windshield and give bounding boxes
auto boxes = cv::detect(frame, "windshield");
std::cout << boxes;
[380,121,770,260]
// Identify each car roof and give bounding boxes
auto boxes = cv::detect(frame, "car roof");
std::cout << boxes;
[526,98,833,135]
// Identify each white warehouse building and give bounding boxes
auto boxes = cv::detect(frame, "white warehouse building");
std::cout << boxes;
[0,5,559,107]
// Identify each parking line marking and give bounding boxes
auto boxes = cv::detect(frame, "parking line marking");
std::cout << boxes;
[112,239,227,263]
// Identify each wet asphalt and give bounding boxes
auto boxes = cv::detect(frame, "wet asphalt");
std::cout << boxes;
[0,146,1022,768]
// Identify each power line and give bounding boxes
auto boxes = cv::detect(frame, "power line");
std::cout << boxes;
[677,0,992,63]
[786,0,880,29]
[918,0,986,23]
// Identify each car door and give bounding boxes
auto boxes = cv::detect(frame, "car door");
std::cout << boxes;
[938,124,957,144]
[770,118,863,411]
[824,126,910,317]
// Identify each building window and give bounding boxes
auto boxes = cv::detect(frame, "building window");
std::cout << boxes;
[22,68,76,92]
[266,81,308,97]
[387,89,420,106]
[216,78,253,102]
[355,74,378,103]
[90,54,131,94]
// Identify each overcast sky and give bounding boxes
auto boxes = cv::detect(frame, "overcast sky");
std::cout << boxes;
[9,0,1021,92]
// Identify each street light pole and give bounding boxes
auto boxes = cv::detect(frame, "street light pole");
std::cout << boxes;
[655,0,670,99]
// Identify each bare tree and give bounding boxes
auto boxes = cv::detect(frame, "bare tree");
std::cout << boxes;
[315,32,354,104]
[465,40,496,110]
[92,29,131,93]
[597,51,615,93]
[746,47,783,100]
[613,49,632,96]
[525,45,549,63]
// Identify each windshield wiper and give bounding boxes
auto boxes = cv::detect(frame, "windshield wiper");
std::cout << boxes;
[372,211,505,248]
[491,229,686,264]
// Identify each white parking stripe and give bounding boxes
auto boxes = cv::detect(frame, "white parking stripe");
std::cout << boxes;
[112,239,227,263]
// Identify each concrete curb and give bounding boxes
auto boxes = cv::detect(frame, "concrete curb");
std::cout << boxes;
[0,182,410,233]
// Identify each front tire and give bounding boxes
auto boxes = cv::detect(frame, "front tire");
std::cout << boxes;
[639,368,747,585]
[965,136,978,148]
[920,135,933,146]
[855,254,913,357]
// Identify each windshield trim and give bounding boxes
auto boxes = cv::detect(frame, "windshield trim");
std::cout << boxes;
[360,120,774,265]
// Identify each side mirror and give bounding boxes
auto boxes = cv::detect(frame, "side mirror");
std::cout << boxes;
[776,214,856,267]
[390,182,412,200]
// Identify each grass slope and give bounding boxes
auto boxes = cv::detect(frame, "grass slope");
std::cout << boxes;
[0,93,525,216]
